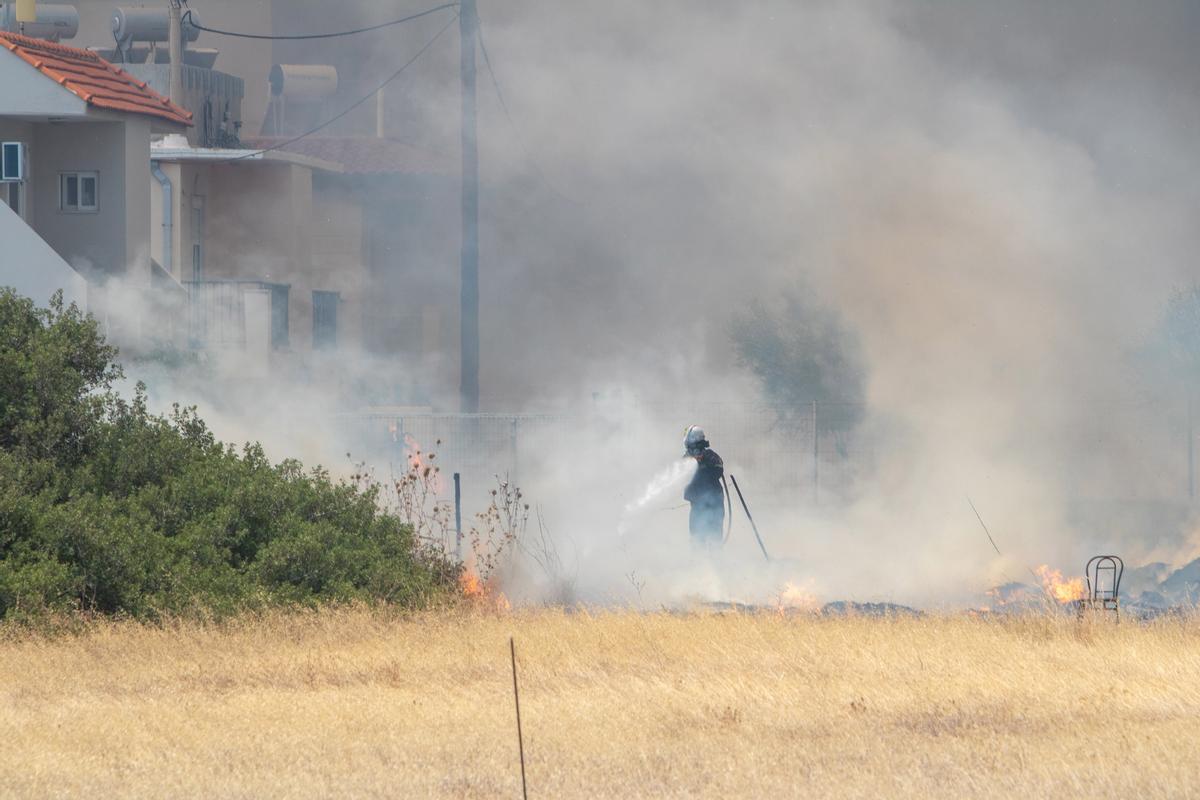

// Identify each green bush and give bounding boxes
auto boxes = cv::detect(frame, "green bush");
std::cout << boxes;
[0,290,456,620]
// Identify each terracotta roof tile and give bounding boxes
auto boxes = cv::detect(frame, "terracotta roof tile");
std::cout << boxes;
[245,136,454,176]
[0,31,191,126]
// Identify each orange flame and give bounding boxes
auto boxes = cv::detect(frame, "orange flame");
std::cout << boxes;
[777,582,820,613]
[1033,564,1087,604]
[459,567,511,612]
[459,569,485,598]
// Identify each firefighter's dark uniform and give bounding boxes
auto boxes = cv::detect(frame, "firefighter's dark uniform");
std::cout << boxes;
[685,448,725,545]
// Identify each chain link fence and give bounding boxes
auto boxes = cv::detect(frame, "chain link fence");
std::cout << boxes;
[336,402,873,509]
[336,394,1200,509]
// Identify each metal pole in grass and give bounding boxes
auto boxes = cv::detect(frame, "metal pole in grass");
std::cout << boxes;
[454,472,463,562]
[510,637,528,799]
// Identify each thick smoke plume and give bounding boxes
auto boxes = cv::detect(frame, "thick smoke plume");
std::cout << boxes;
[128,1,1200,607]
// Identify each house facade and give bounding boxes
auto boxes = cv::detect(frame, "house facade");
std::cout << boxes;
[0,31,190,315]
[2,6,461,405]
[147,137,361,361]
[146,134,457,390]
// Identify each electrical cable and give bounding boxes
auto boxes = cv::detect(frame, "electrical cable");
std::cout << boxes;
[476,17,576,204]
[180,2,458,41]
[966,495,1043,587]
[218,11,459,163]
[967,495,1004,558]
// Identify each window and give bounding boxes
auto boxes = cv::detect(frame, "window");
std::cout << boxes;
[269,284,290,349]
[1,143,26,221]
[312,291,339,351]
[1,142,23,181]
[59,171,98,212]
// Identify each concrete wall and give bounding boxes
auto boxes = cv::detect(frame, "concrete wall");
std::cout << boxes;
[0,117,34,219]
[126,64,245,147]
[162,161,372,354]
[0,49,89,117]
[364,175,460,395]
[122,115,152,280]
[30,116,152,282]
[0,194,87,307]
[310,173,367,351]
[206,160,310,283]
[205,160,314,348]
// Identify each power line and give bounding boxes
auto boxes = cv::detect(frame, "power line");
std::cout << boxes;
[180,2,458,41]
[967,495,1042,588]
[967,495,1004,558]
[221,11,459,163]
[476,17,575,204]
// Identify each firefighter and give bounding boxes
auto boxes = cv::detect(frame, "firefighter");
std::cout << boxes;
[683,425,725,546]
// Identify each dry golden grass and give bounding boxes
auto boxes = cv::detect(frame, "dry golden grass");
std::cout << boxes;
[1,607,1198,799]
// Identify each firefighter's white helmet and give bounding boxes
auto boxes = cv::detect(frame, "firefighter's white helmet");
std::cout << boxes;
[684,425,708,454]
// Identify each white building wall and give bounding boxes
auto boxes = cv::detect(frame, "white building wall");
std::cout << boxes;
[31,121,126,277]
[0,118,33,218]
[0,197,86,307]
[30,116,154,283]
[122,115,153,282]
[0,49,89,118]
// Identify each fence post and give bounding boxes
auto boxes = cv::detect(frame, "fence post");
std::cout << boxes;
[812,400,819,505]
[511,417,520,486]
[454,472,463,562]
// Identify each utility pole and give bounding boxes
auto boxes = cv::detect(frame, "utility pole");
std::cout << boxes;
[811,399,819,505]
[1189,392,1195,502]
[459,0,480,413]
[168,0,183,109]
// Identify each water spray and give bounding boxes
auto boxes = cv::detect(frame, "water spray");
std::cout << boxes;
[618,458,698,538]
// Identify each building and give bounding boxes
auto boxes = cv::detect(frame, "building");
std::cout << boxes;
[0,30,191,317]
[147,133,456,394]
[2,4,462,404]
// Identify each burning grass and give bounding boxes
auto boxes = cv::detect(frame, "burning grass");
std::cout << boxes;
[1,607,1198,798]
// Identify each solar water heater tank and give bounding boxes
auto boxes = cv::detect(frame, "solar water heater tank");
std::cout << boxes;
[269,64,339,101]
[0,3,78,40]
[111,6,200,45]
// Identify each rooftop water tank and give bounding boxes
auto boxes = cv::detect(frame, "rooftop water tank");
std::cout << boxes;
[111,6,199,46]
[0,2,78,40]
[269,64,339,101]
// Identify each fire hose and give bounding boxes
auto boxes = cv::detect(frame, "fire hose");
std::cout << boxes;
[729,474,771,562]
[721,475,733,545]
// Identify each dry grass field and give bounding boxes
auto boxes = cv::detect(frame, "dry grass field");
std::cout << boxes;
[1,607,1198,799]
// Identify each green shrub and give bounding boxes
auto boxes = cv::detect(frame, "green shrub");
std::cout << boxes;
[0,289,456,620]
